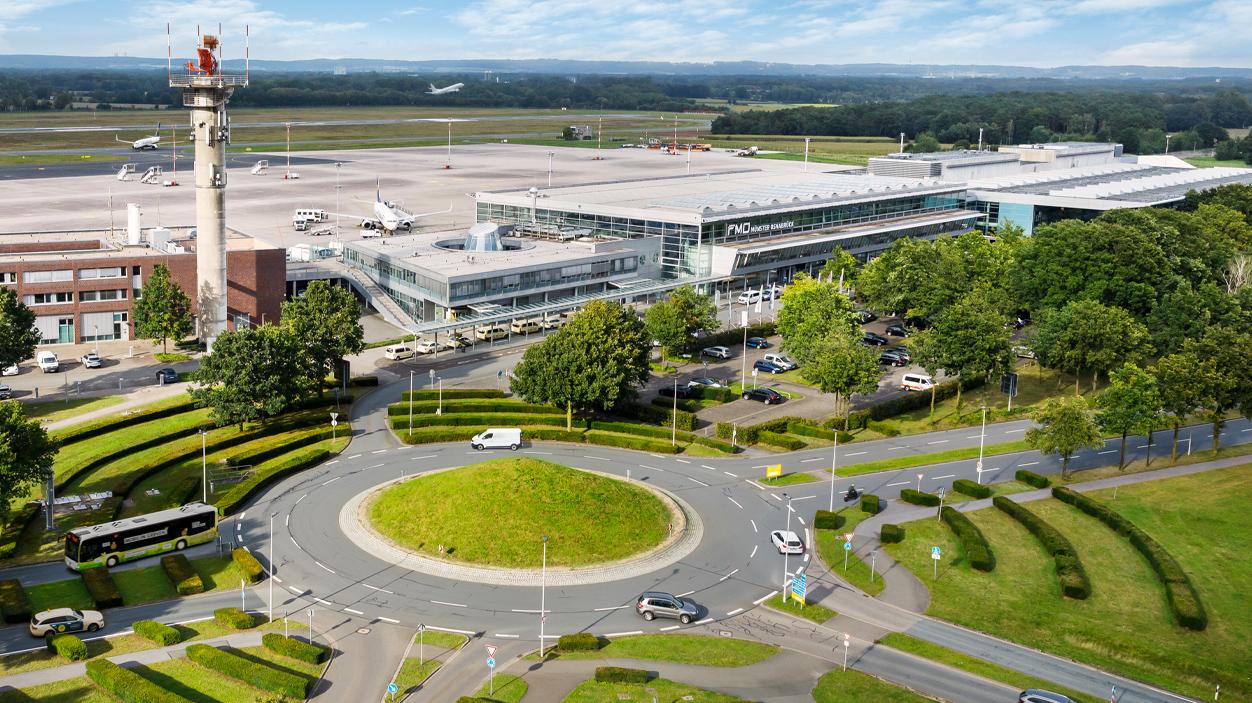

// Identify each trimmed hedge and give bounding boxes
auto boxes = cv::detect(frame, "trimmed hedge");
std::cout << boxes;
[860,494,882,514]
[86,659,194,703]
[0,503,41,560]
[584,430,680,454]
[400,426,481,445]
[216,445,335,515]
[390,412,570,429]
[186,644,310,699]
[691,435,739,454]
[232,548,265,584]
[134,619,181,646]
[952,479,992,499]
[813,510,844,530]
[1052,487,1207,630]
[866,420,902,437]
[557,632,601,651]
[213,607,256,630]
[689,385,737,404]
[1016,469,1050,489]
[756,430,804,451]
[880,523,905,543]
[401,389,506,401]
[388,399,563,416]
[348,375,379,387]
[616,403,695,432]
[993,497,1091,600]
[681,322,776,354]
[940,507,996,572]
[0,578,32,624]
[82,568,123,609]
[160,554,204,595]
[899,489,941,507]
[521,427,588,443]
[787,421,836,441]
[262,632,328,664]
[46,633,88,661]
[589,421,676,440]
[595,666,651,684]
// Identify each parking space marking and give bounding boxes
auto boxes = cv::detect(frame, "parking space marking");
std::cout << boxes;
[593,605,630,612]
[344,608,364,616]
[677,590,695,597]
[660,625,680,631]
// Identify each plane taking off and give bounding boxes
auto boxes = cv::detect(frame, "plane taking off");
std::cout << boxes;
[427,83,464,95]
[327,182,452,234]
[117,124,161,150]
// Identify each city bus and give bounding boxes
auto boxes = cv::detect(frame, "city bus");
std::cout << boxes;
[64,503,218,571]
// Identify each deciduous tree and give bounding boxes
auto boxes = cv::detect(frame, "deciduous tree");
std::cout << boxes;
[1031,300,1152,393]
[1181,327,1252,453]
[801,332,881,429]
[132,264,193,354]
[0,402,58,523]
[190,326,312,430]
[0,288,38,371]
[643,285,718,358]
[1095,363,1161,469]
[281,280,365,395]
[1153,352,1219,460]
[933,291,1013,413]
[1025,396,1104,480]
[776,274,857,366]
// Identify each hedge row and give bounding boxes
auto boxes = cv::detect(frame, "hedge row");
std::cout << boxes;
[787,421,836,441]
[0,502,41,560]
[262,633,328,664]
[400,427,480,444]
[517,427,587,443]
[940,507,996,572]
[588,421,673,439]
[213,607,256,630]
[0,579,31,624]
[134,619,181,646]
[952,479,992,499]
[688,386,738,404]
[834,376,986,429]
[216,445,335,515]
[690,435,738,454]
[899,489,940,507]
[616,403,696,432]
[82,568,122,609]
[992,497,1091,600]
[46,633,88,661]
[186,644,310,699]
[595,666,651,684]
[51,397,199,445]
[160,554,204,596]
[85,659,194,703]
[390,412,570,430]
[865,420,902,437]
[557,632,601,651]
[1052,487,1207,630]
[585,430,680,454]
[1016,470,1050,488]
[861,494,882,514]
[814,510,844,530]
[387,399,563,416]
[348,375,379,387]
[651,395,705,415]
[880,524,905,543]
[401,389,506,401]
[756,430,804,451]
[219,426,336,473]
[232,548,265,584]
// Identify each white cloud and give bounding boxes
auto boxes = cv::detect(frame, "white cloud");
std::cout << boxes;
[1099,39,1198,65]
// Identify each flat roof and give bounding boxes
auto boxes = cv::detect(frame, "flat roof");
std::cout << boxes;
[968,163,1252,207]
[0,227,278,264]
[871,150,1019,165]
[478,170,964,224]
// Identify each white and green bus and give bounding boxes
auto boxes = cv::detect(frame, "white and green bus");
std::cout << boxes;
[64,503,218,570]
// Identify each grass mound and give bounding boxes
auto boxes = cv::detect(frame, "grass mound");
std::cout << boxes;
[368,458,670,568]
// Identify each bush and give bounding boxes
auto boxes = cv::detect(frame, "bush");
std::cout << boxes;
[1016,470,1050,488]
[86,659,194,703]
[690,435,739,454]
[523,427,588,443]
[866,420,901,437]
[899,489,940,507]
[787,421,836,441]
[756,430,804,451]
[584,430,679,454]
[232,548,265,584]
[216,445,335,515]
[400,426,481,445]
[813,510,844,530]
[186,644,310,699]
[390,399,563,416]
[392,412,571,430]
[668,408,697,432]
[952,479,992,499]
[348,375,379,387]
[681,322,776,354]
[836,431,855,444]
[81,568,123,609]
[263,633,328,664]
[134,619,181,646]
[594,666,651,684]
[860,494,882,514]
[940,507,996,572]
[716,422,734,440]
[213,607,256,630]
[589,421,676,440]
[46,633,88,661]
[0,579,32,624]
[880,524,905,544]
[557,632,601,651]
[0,503,41,560]
[401,388,506,401]
[160,554,204,596]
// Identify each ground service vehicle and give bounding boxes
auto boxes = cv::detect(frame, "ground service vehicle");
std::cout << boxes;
[65,503,217,570]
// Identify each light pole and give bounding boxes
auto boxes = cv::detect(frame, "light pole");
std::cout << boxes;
[782,493,793,591]
[976,404,987,483]
[842,633,851,671]
[200,430,208,503]
[334,162,342,235]
[671,375,679,446]
[546,151,554,187]
[1165,133,1172,154]
[92,325,99,356]
[828,432,838,512]
[539,535,549,658]
[408,370,415,437]
[740,318,748,392]
[803,137,811,172]
[916,473,923,492]
[268,512,276,623]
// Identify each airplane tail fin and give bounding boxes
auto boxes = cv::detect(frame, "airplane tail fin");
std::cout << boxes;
[430,84,436,91]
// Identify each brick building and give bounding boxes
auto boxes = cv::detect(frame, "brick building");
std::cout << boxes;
[0,228,284,346]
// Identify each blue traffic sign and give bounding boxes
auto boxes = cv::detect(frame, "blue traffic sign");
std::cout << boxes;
[931,546,942,560]
[388,682,398,694]
[486,656,496,668]
[843,541,852,552]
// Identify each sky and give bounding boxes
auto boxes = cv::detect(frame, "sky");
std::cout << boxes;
[0,0,1248,68]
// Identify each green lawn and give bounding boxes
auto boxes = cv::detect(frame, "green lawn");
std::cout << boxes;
[395,659,441,694]
[765,592,836,623]
[414,630,469,652]
[883,466,1252,700]
[544,634,777,667]
[563,678,746,702]
[831,440,1032,478]
[368,458,670,568]
[1185,156,1248,168]
[760,472,819,486]
[112,565,177,605]
[26,578,93,612]
[475,673,528,703]
[811,667,939,702]
[0,677,115,703]
[20,396,124,423]
[814,510,884,597]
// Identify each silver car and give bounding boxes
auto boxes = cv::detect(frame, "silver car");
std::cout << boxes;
[636,591,699,624]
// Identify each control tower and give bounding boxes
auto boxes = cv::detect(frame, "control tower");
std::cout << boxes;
[169,31,247,350]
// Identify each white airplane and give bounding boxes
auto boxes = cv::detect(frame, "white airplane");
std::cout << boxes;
[116,124,161,150]
[328,183,452,234]
[426,82,464,95]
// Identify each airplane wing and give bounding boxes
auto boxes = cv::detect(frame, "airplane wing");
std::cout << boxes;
[405,203,454,219]
[321,211,375,221]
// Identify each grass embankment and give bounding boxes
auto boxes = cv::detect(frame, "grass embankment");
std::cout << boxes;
[21,396,124,423]
[883,466,1252,700]
[475,673,528,703]
[369,458,670,568]
[765,593,836,624]
[25,555,249,612]
[563,678,744,702]
[812,508,883,597]
[541,634,778,667]
[393,630,467,695]
[811,667,939,702]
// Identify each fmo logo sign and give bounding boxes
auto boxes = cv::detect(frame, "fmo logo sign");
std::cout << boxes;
[726,220,795,236]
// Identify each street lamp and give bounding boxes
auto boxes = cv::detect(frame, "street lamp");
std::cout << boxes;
[782,493,794,591]
[408,370,415,437]
[916,473,924,492]
[334,162,342,236]
[803,137,811,172]
[828,432,838,512]
[268,512,276,624]
[671,375,679,446]
[539,535,549,658]
[200,430,208,503]
[92,324,98,356]
[976,404,987,484]
[546,151,555,187]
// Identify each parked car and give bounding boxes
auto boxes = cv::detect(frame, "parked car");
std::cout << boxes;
[884,347,911,363]
[541,314,567,329]
[659,385,692,399]
[2,363,19,376]
[1013,344,1037,359]
[383,344,415,361]
[687,377,723,389]
[79,353,102,368]
[701,346,732,359]
[761,286,780,301]
[439,334,474,351]
[29,608,103,638]
[0,384,11,400]
[856,310,878,324]
[904,316,931,330]
[754,359,786,375]
[885,324,909,337]
[743,387,785,404]
[736,290,762,305]
[770,530,805,555]
[901,373,935,392]
[635,591,699,624]
[762,353,797,371]
[414,340,439,355]
[155,368,178,385]
[879,351,907,367]
[1018,690,1076,703]
[862,332,889,346]
[37,351,59,373]
[745,337,771,349]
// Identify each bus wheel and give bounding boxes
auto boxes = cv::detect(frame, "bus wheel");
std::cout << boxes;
[105,556,118,568]
[175,539,187,551]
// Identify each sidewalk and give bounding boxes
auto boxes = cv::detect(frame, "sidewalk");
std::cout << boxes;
[39,382,190,432]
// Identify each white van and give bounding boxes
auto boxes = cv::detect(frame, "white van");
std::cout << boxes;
[510,318,542,334]
[384,344,415,361]
[762,353,797,371]
[293,209,328,225]
[737,289,762,305]
[471,428,522,451]
[37,351,59,373]
[901,373,935,392]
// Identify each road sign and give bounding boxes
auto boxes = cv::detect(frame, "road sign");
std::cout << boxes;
[1000,372,1019,397]
[388,682,398,695]
[931,546,941,560]
[497,370,504,379]
[331,419,338,427]
[844,541,852,552]
[766,464,782,478]
[485,644,498,658]
[790,572,807,606]
[751,367,759,377]
[486,657,496,668]
[418,623,425,632]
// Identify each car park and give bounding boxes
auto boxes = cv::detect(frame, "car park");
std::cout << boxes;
[856,310,877,324]
[753,359,786,375]
[155,368,178,384]
[79,353,102,368]
[414,340,439,355]
[743,387,784,404]
[37,351,59,373]
[885,324,908,337]
[659,384,692,398]
[862,332,889,346]
[635,591,699,624]
[745,337,771,349]
[701,346,732,359]
[686,377,723,389]
[901,373,935,391]
[2,364,18,376]
[29,608,103,637]
[762,353,796,370]
[0,384,11,400]
[1018,690,1076,703]
[770,530,804,555]
[879,351,907,367]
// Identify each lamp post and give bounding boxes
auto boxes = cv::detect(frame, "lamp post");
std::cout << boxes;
[92,325,99,356]
[976,404,987,483]
[334,162,342,235]
[200,430,208,503]
[539,535,549,658]
[803,137,811,172]
[671,375,679,446]
[916,473,923,492]
[782,493,793,591]
[1165,133,1172,154]
[828,432,838,512]
[408,370,415,436]
[546,151,554,187]
[268,512,276,623]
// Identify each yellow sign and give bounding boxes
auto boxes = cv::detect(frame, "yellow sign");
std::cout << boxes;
[766,464,782,478]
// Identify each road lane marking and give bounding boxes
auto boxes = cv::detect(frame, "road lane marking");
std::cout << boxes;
[272,577,282,584]
[770,493,781,501]
[583,455,610,461]
[494,633,519,638]
[326,460,339,466]
[886,481,910,487]
[660,625,680,631]
[314,597,331,605]
[753,590,779,605]
[1020,461,1039,466]
[1098,450,1117,455]
[750,545,758,558]
[285,515,289,527]
[750,520,758,533]
[695,618,714,625]
[927,440,949,445]
[605,630,644,637]
[639,464,664,472]
[290,537,301,550]
[294,494,307,506]
[593,605,630,612]
[414,454,438,459]
[240,545,249,551]
[348,454,362,459]
[344,608,364,616]
[378,617,400,624]
[801,457,822,463]
[752,464,769,469]
[428,625,475,635]
[719,568,739,581]
[676,590,695,597]
[702,465,718,471]
[321,477,340,486]
[431,600,467,608]
[511,608,549,614]
[687,476,710,487]
[287,586,304,594]
[727,607,744,616]
[846,451,867,456]
[724,471,738,478]
[967,435,983,439]
[314,561,335,574]
[792,495,815,501]
[363,584,394,594]
[1004,428,1026,434]
[888,446,907,451]
[932,474,954,480]
[727,497,744,509]
[797,516,806,526]
[746,480,766,490]
[372,449,387,454]
[675,459,691,464]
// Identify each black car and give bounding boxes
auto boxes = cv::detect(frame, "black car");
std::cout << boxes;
[0,384,10,400]
[904,316,931,330]
[155,368,179,384]
[659,385,692,399]
[745,337,771,349]
[885,324,909,337]
[856,310,878,324]
[884,347,911,363]
[862,332,889,346]
[879,351,907,367]
[742,387,784,404]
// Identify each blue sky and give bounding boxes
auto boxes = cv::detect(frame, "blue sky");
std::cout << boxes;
[1,0,1248,67]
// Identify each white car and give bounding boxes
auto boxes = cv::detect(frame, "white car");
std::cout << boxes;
[79,353,102,368]
[1,364,17,376]
[771,530,805,555]
[36,351,59,373]
[701,346,732,359]
[414,340,439,355]
[29,608,104,638]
